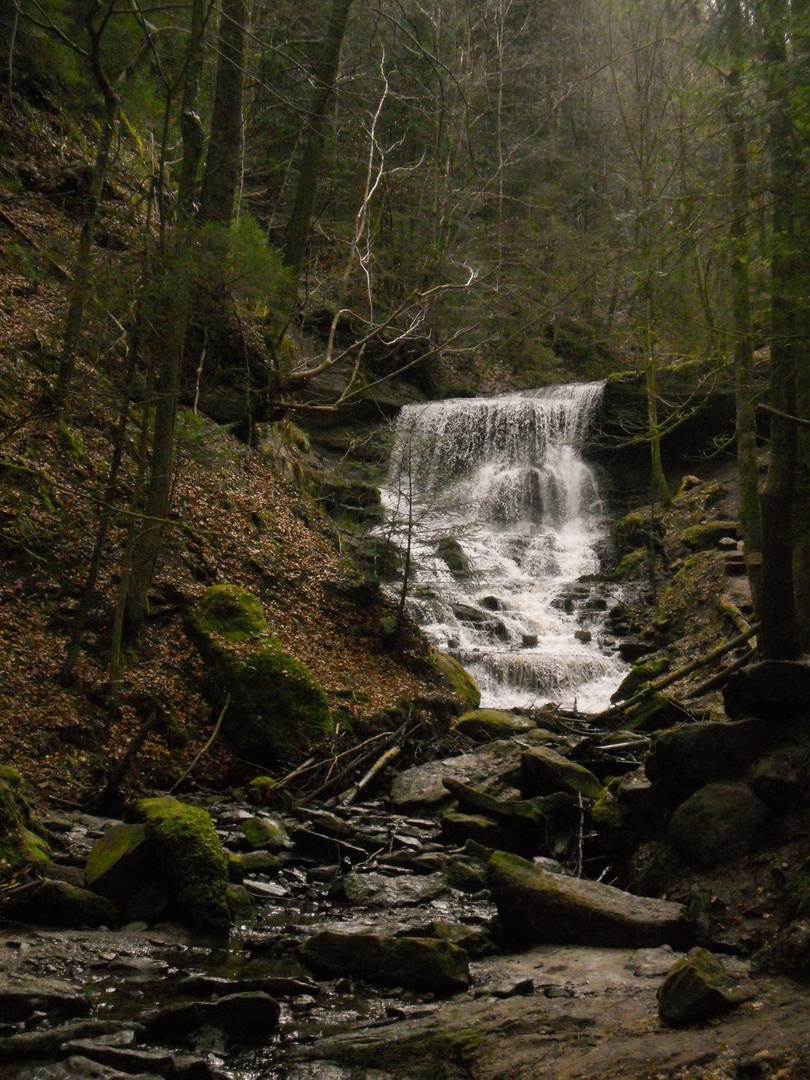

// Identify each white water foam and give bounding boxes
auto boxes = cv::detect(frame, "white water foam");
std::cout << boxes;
[380,383,627,713]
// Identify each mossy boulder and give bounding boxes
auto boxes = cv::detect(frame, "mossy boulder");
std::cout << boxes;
[610,657,669,704]
[190,584,332,766]
[679,521,738,552]
[5,879,117,929]
[132,797,230,933]
[646,717,772,809]
[623,693,692,734]
[430,652,481,710]
[436,536,470,578]
[195,583,268,641]
[454,709,535,741]
[520,746,604,799]
[0,767,50,881]
[487,850,693,949]
[298,931,470,994]
[658,946,754,1025]
[239,815,292,851]
[85,798,230,933]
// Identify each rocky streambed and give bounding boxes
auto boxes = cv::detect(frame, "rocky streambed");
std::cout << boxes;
[3,661,810,1080]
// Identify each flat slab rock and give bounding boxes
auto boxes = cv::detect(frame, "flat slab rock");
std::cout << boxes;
[290,945,810,1080]
[389,740,524,810]
[487,851,694,949]
[0,975,91,1022]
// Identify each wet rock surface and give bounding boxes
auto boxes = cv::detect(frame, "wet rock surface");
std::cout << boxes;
[3,677,810,1080]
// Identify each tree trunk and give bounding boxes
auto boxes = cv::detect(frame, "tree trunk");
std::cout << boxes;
[281,0,354,276]
[758,0,800,660]
[725,55,763,614]
[198,0,247,225]
[53,5,119,410]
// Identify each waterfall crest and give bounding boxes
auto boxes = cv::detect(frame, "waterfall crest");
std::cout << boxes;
[381,382,627,712]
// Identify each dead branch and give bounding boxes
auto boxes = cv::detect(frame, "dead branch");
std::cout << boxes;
[717,599,756,649]
[339,745,401,807]
[684,648,758,700]
[170,694,229,794]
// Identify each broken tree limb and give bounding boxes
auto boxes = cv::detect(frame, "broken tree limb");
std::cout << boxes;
[170,694,230,794]
[684,648,758,700]
[589,623,760,728]
[717,600,757,649]
[339,745,401,806]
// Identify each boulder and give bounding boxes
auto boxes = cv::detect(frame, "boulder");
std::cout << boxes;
[189,584,332,765]
[520,746,603,799]
[667,782,771,868]
[227,850,281,882]
[439,811,515,851]
[454,709,535,741]
[141,992,280,1044]
[487,850,693,949]
[679,522,739,551]
[298,931,470,994]
[748,745,810,808]
[389,740,524,810]
[645,717,772,808]
[430,652,481,710]
[86,799,230,933]
[5,879,118,929]
[610,658,669,704]
[724,660,810,721]
[658,946,754,1025]
[336,871,449,907]
[442,778,579,858]
[238,816,292,851]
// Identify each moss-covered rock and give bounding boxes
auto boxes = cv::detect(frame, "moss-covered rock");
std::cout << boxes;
[658,946,754,1025]
[195,584,268,641]
[679,521,739,552]
[520,746,604,799]
[239,815,292,851]
[623,693,693,734]
[610,657,669,704]
[131,797,231,934]
[190,584,332,766]
[0,767,50,881]
[487,850,694,949]
[430,652,481,710]
[436,537,470,578]
[454,709,534,741]
[6,879,118,929]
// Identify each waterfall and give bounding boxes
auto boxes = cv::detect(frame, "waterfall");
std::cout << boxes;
[380,382,627,712]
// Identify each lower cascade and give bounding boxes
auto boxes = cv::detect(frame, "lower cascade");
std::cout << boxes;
[381,381,628,712]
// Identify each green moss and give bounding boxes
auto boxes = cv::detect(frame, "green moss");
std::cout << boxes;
[133,797,230,934]
[679,521,739,552]
[0,767,50,881]
[431,652,481,710]
[191,585,332,764]
[196,584,268,642]
[84,823,149,892]
[611,657,669,703]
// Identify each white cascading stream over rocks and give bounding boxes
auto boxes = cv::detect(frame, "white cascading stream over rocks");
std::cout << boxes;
[380,381,628,712]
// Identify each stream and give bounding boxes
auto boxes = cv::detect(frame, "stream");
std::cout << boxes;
[380,383,628,712]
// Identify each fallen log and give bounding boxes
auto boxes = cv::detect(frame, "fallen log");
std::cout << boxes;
[589,623,760,728]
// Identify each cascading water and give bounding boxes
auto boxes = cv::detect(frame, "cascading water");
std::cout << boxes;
[380,381,628,712]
